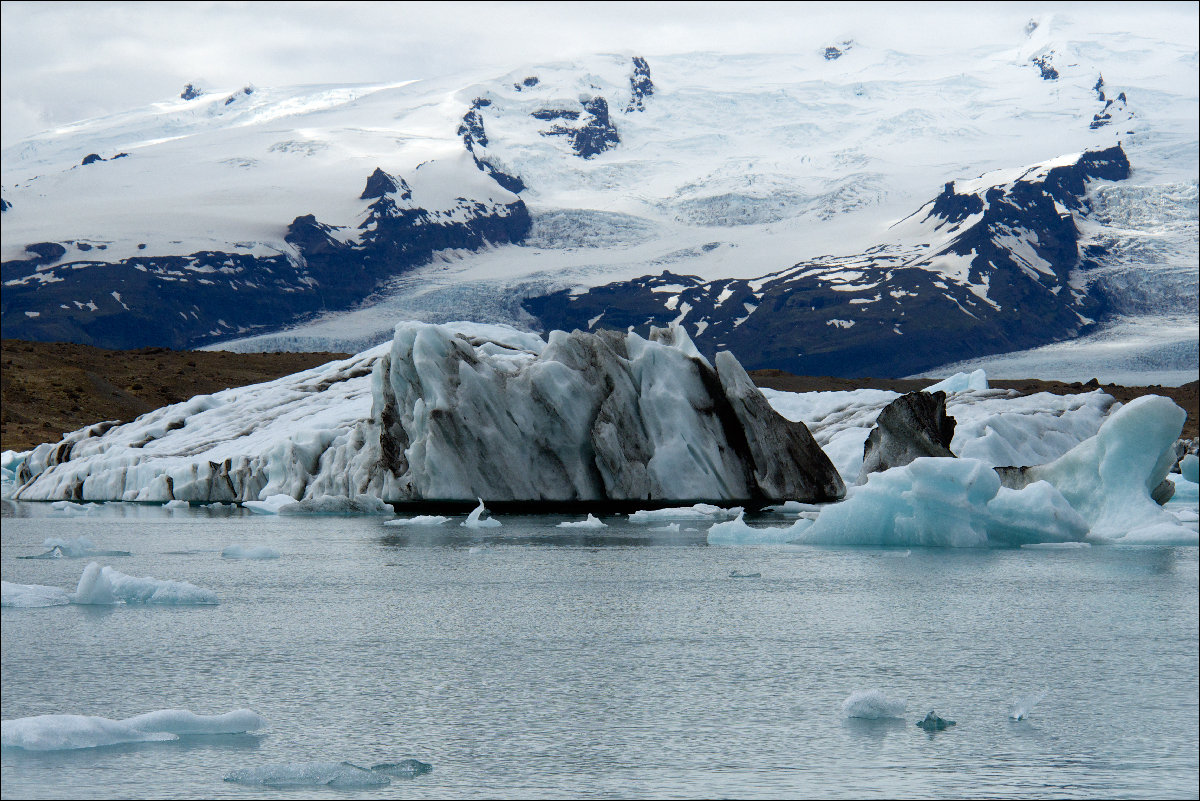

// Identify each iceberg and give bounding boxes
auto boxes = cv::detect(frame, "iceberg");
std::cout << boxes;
[221,545,280,559]
[557,514,607,528]
[370,759,432,777]
[842,690,907,720]
[707,511,814,545]
[462,499,501,528]
[224,762,391,788]
[2,709,265,750]
[10,322,843,504]
[1,581,70,608]
[163,499,190,509]
[1008,693,1044,721]
[628,504,740,523]
[383,515,449,526]
[1182,454,1199,484]
[20,536,130,560]
[996,395,1194,543]
[71,562,218,605]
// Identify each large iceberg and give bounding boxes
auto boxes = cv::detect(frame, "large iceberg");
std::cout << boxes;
[71,562,219,605]
[9,322,843,504]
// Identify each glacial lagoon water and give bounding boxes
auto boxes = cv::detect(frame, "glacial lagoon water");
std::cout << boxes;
[2,501,1197,799]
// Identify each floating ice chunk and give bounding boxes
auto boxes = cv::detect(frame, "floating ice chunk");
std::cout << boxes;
[1021,541,1091,549]
[557,514,607,528]
[1,708,262,750]
[1,715,176,750]
[462,499,501,528]
[1115,522,1199,546]
[71,562,218,605]
[1,581,70,608]
[1015,396,1187,541]
[163,499,190,509]
[923,369,988,393]
[628,504,741,523]
[1182,454,1199,484]
[370,759,432,777]
[768,500,823,515]
[280,494,392,515]
[120,709,266,735]
[221,545,280,559]
[384,515,449,526]
[242,494,296,514]
[649,523,680,532]
[707,511,814,544]
[842,690,906,719]
[728,570,761,578]
[1009,693,1044,720]
[44,536,96,553]
[984,481,1089,546]
[225,762,391,788]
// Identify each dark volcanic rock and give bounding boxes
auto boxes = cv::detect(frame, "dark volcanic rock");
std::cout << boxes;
[1,198,10,212]
[20,242,67,266]
[457,97,491,151]
[626,56,654,112]
[1032,54,1059,80]
[81,154,104,166]
[180,83,203,101]
[824,47,843,60]
[858,391,956,483]
[531,108,580,121]
[540,96,620,158]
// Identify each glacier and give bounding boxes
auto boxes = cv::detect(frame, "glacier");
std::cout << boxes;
[6,321,844,503]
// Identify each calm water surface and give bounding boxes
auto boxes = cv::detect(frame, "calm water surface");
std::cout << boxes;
[2,502,1197,799]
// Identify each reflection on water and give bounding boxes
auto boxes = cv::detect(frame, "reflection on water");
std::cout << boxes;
[1,503,1197,799]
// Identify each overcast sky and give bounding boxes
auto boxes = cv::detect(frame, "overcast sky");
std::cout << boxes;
[2,1,1196,150]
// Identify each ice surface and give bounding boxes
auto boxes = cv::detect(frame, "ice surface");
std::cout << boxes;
[706,512,813,545]
[1009,693,1044,721]
[370,759,432,777]
[242,494,297,514]
[1,581,70,608]
[163,499,190,509]
[984,482,1090,546]
[557,514,607,528]
[1183,454,1200,484]
[842,690,907,720]
[383,515,449,526]
[71,562,218,605]
[462,500,502,528]
[221,545,280,559]
[2,709,264,750]
[277,495,392,515]
[224,762,391,788]
[923,370,989,394]
[628,504,741,523]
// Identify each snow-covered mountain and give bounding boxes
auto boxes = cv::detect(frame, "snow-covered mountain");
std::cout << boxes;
[2,14,1196,378]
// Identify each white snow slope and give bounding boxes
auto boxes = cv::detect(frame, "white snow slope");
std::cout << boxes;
[2,13,1196,378]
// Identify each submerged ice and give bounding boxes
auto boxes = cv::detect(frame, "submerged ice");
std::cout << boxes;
[842,690,907,720]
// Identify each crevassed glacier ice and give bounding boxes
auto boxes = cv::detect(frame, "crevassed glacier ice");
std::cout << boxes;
[71,562,219,605]
[224,762,391,788]
[10,322,843,504]
[1,709,265,750]
[842,690,907,719]
[1,581,70,608]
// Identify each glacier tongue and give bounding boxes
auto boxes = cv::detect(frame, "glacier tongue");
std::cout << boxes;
[10,321,844,504]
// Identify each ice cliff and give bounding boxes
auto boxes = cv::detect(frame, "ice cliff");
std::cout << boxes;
[7,322,845,503]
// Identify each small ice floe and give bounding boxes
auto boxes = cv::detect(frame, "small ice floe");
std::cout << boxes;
[48,501,102,516]
[462,499,501,528]
[707,511,813,545]
[768,500,824,515]
[163,499,191,510]
[384,515,449,526]
[243,494,295,514]
[242,494,392,515]
[841,690,906,720]
[728,570,761,578]
[71,562,218,605]
[225,762,392,788]
[1021,541,1091,549]
[1008,693,1044,720]
[371,759,433,777]
[221,545,280,560]
[21,536,130,560]
[557,514,607,529]
[1,581,70,608]
[1,708,265,750]
[916,710,956,730]
[627,504,741,523]
[649,523,680,533]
